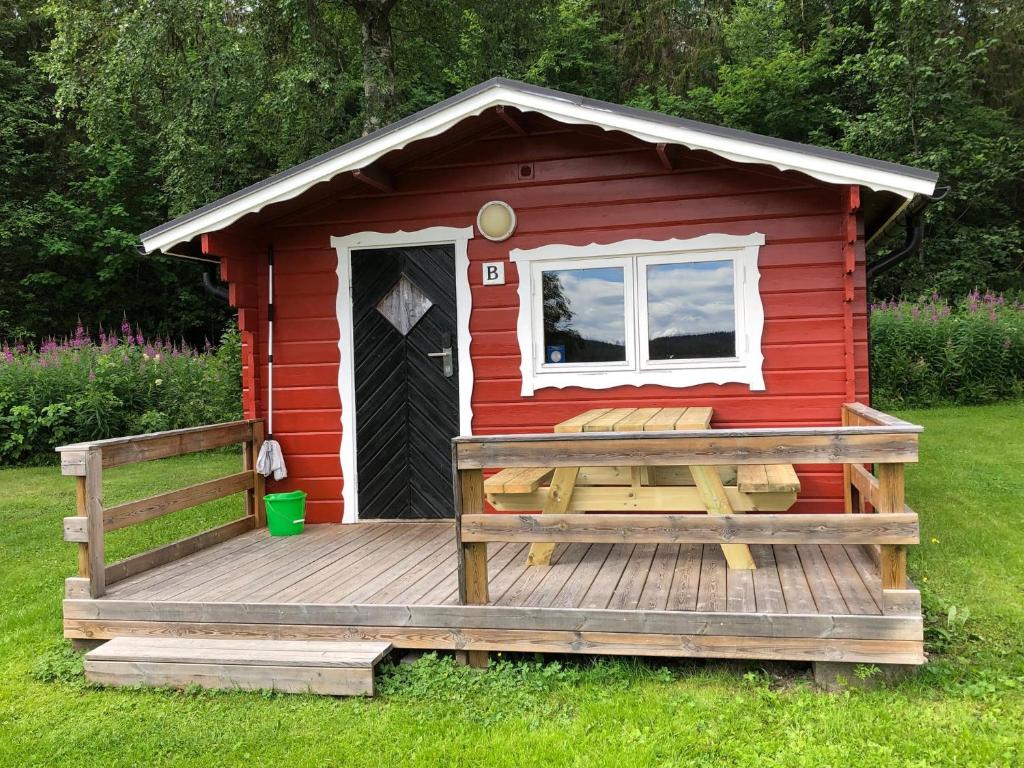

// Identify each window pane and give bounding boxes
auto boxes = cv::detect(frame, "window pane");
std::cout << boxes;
[646,260,735,359]
[542,267,626,363]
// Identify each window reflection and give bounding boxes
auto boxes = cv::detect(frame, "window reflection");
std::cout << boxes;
[542,267,627,363]
[646,261,735,359]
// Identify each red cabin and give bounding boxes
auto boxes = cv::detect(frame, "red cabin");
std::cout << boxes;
[140,79,939,525]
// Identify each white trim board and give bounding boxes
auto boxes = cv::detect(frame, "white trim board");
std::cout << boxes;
[331,226,474,523]
[142,81,937,253]
[510,233,766,396]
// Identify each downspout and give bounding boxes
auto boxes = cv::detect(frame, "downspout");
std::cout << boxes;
[867,187,949,281]
[202,269,229,301]
[136,243,229,302]
[864,186,950,399]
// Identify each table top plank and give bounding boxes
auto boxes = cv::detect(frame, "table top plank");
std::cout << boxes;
[553,408,612,433]
[642,407,688,431]
[613,407,662,431]
[582,408,637,432]
[676,406,713,429]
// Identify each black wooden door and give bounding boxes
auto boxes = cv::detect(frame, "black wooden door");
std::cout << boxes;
[351,245,459,519]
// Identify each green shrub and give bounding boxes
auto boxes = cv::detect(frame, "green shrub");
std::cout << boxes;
[871,292,1024,407]
[0,320,241,466]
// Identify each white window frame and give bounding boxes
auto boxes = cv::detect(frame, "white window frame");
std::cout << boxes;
[637,251,746,371]
[510,233,765,396]
[532,256,636,375]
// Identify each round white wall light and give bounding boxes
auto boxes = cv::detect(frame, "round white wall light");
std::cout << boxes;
[476,200,516,242]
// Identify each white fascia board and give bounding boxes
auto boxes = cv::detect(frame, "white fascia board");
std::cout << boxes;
[142,86,935,253]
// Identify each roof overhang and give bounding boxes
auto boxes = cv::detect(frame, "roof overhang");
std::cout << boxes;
[140,78,939,254]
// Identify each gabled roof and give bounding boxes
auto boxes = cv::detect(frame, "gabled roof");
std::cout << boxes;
[140,77,939,253]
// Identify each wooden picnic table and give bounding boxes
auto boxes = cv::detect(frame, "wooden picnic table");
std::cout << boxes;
[484,407,801,570]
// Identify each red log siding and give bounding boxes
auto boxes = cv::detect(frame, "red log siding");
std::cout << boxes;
[220,120,869,522]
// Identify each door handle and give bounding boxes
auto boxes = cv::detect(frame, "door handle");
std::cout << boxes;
[427,347,454,378]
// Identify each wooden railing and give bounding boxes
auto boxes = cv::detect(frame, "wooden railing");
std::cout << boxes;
[58,420,265,599]
[451,402,922,663]
[841,402,918,591]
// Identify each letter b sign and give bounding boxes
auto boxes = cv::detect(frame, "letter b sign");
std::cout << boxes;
[482,261,505,286]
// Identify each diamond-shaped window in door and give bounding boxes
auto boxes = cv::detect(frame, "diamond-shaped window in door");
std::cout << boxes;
[376,274,433,335]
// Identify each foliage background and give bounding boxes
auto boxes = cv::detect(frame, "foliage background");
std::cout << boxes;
[0,321,241,465]
[2,0,1023,346]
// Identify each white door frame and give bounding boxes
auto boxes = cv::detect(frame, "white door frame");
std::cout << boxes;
[331,226,475,523]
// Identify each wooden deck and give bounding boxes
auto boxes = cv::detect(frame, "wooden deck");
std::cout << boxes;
[58,406,927,669]
[99,523,884,614]
[64,522,924,665]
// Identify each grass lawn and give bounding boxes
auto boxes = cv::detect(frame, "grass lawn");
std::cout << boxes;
[1,402,1022,767]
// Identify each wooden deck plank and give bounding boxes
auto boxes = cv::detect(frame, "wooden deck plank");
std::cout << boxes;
[696,544,727,612]
[606,544,655,610]
[108,528,272,597]
[67,600,922,642]
[302,524,448,604]
[772,544,818,614]
[579,544,634,609]
[68,616,925,665]
[448,542,529,605]
[636,544,678,611]
[384,541,515,606]
[820,545,881,615]
[269,525,419,603]
[608,544,657,610]
[144,526,335,601]
[796,545,849,614]
[666,544,702,611]
[545,544,612,609]
[727,565,757,613]
[521,543,591,607]
[329,526,456,604]
[496,544,576,606]
[198,524,399,603]
[846,544,883,600]
[369,535,457,603]
[750,545,787,614]
[199,524,397,603]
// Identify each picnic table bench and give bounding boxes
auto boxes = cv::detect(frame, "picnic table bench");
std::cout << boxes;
[483,407,801,570]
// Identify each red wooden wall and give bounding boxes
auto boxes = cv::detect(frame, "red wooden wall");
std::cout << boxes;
[208,115,869,523]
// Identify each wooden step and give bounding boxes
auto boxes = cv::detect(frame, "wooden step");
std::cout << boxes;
[84,637,392,696]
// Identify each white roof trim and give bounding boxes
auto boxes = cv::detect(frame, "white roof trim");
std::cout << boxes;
[141,82,938,253]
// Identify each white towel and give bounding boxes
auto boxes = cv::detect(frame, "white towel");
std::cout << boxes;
[256,439,288,481]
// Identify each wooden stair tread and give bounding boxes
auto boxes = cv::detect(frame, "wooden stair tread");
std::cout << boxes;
[85,637,392,695]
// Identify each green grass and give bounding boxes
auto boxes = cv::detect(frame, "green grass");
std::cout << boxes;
[1,404,1023,767]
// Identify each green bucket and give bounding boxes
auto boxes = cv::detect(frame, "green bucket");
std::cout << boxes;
[265,490,307,536]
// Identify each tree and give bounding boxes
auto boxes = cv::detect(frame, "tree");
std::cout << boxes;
[344,0,400,134]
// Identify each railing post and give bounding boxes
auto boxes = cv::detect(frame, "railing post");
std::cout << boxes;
[454,460,489,669]
[842,407,854,513]
[244,420,266,527]
[877,463,907,589]
[82,449,105,598]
